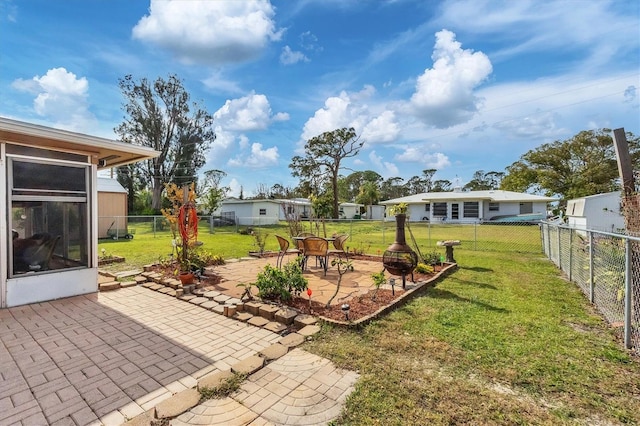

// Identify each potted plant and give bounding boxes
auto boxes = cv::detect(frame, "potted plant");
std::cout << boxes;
[175,245,206,285]
[388,202,408,216]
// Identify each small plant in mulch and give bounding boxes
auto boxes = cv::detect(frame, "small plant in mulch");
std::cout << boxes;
[420,250,442,266]
[414,262,434,274]
[325,258,354,308]
[370,269,387,301]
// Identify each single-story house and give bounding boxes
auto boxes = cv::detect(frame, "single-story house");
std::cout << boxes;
[0,117,158,307]
[380,189,558,223]
[97,177,128,238]
[218,198,380,224]
[565,191,625,233]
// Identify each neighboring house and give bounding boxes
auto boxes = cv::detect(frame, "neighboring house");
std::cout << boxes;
[565,191,625,233]
[218,198,312,225]
[219,198,382,224]
[0,117,158,308]
[380,189,557,223]
[97,177,128,238]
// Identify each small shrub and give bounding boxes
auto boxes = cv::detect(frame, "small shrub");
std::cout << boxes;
[254,258,308,301]
[252,229,269,254]
[415,262,434,274]
[421,250,441,266]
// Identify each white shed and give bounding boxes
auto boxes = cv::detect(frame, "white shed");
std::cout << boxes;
[566,191,625,233]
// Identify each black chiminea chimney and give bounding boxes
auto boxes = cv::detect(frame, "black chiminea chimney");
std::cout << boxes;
[382,213,418,289]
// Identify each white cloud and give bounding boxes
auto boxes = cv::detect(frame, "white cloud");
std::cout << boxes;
[361,110,399,144]
[493,111,561,139]
[227,178,242,197]
[409,29,492,128]
[214,92,288,131]
[202,71,244,95]
[280,46,309,65]
[11,67,96,131]
[369,150,399,177]
[436,0,639,69]
[301,86,400,144]
[228,142,279,168]
[132,0,282,65]
[395,148,451,169]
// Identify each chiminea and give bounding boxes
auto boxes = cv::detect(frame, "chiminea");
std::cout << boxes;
[383,213,418,289]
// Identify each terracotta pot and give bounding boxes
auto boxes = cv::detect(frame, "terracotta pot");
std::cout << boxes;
[178,272,195,285]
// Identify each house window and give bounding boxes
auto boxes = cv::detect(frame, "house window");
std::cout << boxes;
[425,203,430,212]
[489,202,499,211]
[259,208,267,215]
[463,202,479,218]
[432,202,447,216]
[287,206,294,214]
[8,157,90,278]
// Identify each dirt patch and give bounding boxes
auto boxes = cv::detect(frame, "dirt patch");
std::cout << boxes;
[285,289,403,322]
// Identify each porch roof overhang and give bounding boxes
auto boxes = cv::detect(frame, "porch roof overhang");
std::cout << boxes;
[0,117,159,169]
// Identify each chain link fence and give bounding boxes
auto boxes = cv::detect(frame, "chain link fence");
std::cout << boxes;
[541,221,640,354]
[100,215,543,254]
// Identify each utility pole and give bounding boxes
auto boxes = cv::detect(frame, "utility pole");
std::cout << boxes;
[612,127,638,350]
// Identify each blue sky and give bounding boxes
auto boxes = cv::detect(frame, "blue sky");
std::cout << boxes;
[1,0,639,197]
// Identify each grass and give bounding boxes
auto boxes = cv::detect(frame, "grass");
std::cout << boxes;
[98,220,542,269]
[98,221,640,424]
[306,250,640,425]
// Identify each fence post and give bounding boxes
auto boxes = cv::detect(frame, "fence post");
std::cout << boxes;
[474,222,477,251]
[557,227,562,268]
[624,238,632,349]
[589,230,595,303]
[568,229,573,282]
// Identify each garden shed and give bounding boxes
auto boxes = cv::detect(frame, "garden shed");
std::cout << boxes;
[565,191,625,233]
[97,177,128,238]
[0,117,158,307]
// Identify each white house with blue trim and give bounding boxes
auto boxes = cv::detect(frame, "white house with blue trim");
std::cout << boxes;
[380,190,557,223]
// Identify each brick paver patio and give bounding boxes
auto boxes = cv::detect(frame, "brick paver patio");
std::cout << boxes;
[0,271,361,426]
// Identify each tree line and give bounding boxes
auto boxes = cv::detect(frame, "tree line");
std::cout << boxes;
[115,74,640,218]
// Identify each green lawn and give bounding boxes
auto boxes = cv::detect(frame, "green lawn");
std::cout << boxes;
[306,250,640,425]
[98,220,542,268]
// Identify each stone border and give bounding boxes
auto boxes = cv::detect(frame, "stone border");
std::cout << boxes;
[317,262,458,327]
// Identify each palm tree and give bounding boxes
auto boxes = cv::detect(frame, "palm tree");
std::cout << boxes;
[356,181,380,219]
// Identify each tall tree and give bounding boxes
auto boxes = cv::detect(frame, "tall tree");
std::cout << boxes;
[463,170,504,191]
[432,179,452,192]
[115,74,215,211]
[422,169,437,192]
[406,175,427,194]
[199,169,229,214]
[340,170,383,201]
[380,176,407,200]
[501,129,639,200]
[289,127,364,218]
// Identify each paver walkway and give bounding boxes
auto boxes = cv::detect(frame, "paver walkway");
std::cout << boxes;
[0,286,358,425]
[173,348,359,426]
